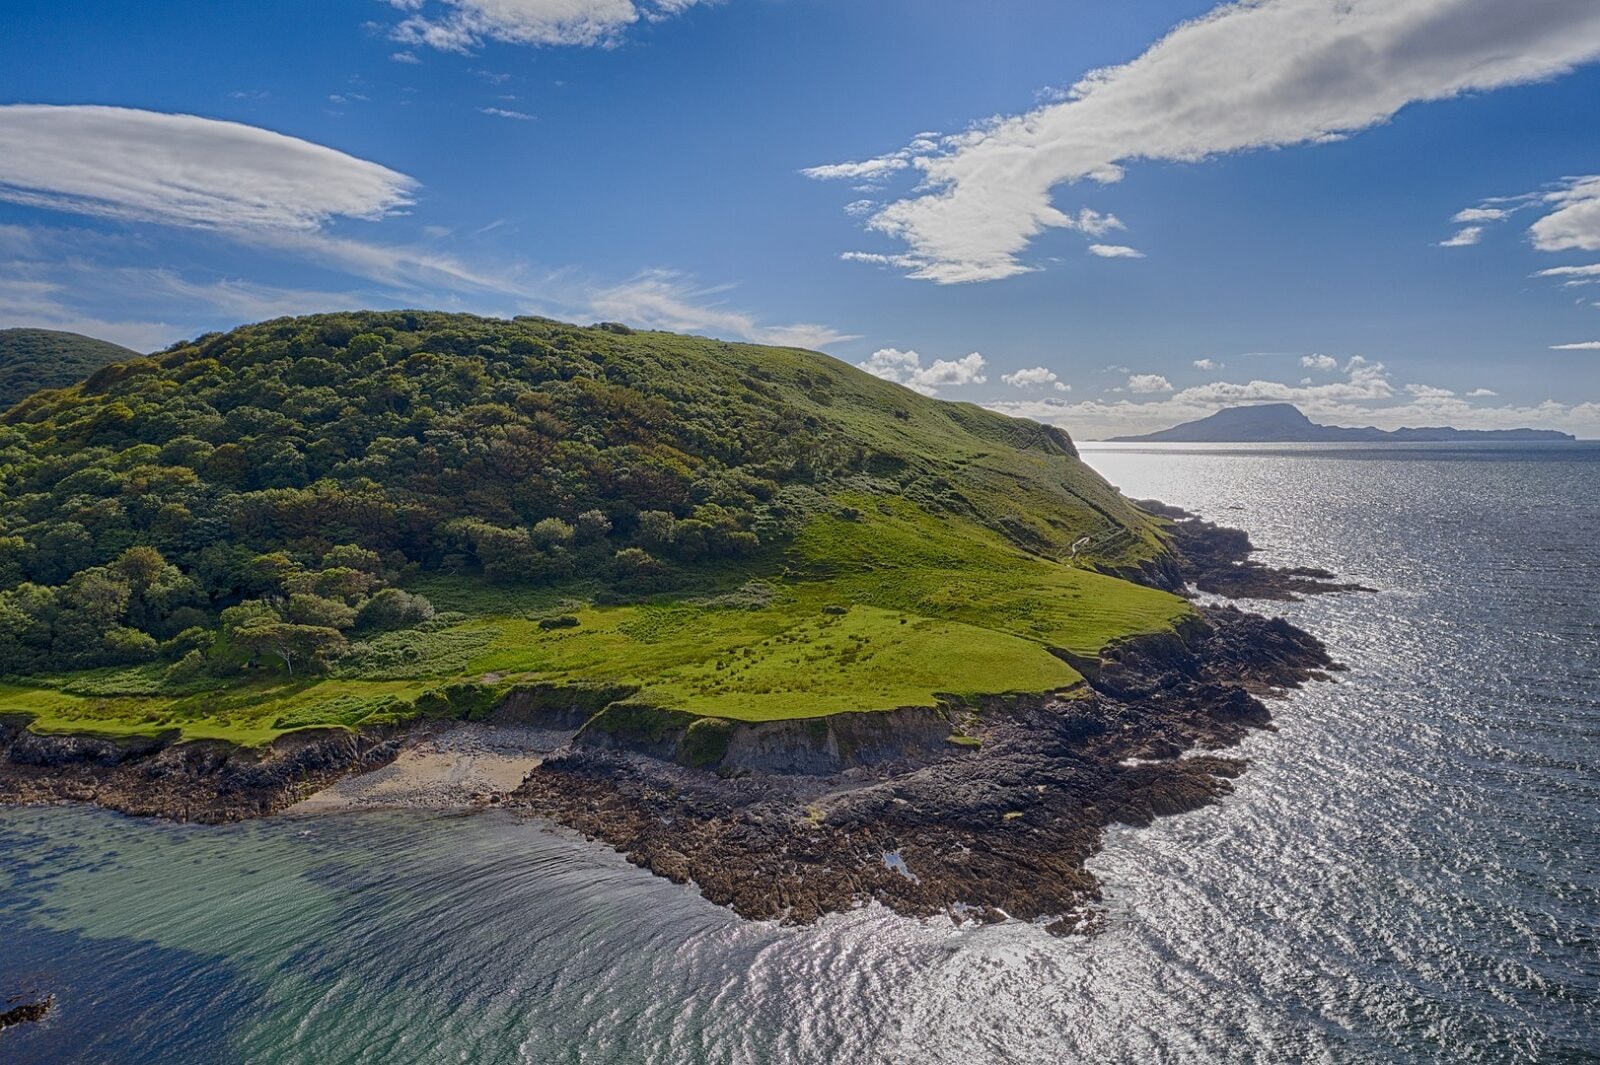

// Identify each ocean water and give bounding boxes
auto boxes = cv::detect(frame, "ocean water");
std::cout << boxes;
[3,442,1597,1064]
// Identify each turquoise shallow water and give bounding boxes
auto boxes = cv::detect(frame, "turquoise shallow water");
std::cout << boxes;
[3,442,1598,1063]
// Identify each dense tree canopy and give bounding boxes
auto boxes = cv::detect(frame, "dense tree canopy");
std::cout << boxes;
[0,311,1158,678]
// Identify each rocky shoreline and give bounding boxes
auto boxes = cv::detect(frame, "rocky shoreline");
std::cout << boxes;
[0,505,1357,931]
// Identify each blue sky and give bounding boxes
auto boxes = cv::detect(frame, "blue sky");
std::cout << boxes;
[3,0,1600,436]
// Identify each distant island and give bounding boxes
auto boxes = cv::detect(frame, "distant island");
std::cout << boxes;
[1107,403,1576,443]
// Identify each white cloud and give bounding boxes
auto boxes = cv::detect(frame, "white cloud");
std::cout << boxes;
[816,0,1600,283]
[1300,353,1338,370]
[1088,243,1144,259]
[1551,340,1600,350]
[391,50,423,63]
[0,105,415,231]
[1466,387,1498,397]
[857,348,987,395]
[1406,383,1456,398]
[1530,174,1600,252]
[1002,366,1069,392]
[1127,373,1172,393]
[1192,357,1224,371]
[801,158,911,183]
[1438,226,1483,247]
[478,106,536,120]
[1535,263,1600,279]
[390,0,714,52]
[1453,207,1509,223]
[587,269,855,349]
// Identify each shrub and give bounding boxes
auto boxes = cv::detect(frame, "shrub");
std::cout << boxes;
[356,588,435,631]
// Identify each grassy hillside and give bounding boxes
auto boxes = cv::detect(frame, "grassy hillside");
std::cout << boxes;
[0,328,141,409]
[0,311,1187,743]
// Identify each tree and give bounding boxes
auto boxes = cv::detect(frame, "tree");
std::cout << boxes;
[355,588,434,631]
[284,593,358,630]
[233,621,347,677]
[574,509,612,543]
[531,517,575,549]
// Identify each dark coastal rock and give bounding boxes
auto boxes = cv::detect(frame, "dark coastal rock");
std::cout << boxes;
[0,995,53,1033]
[1135,498,1375,600]
[0,722,404,823]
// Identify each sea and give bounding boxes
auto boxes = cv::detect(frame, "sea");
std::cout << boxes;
[3,442,1597,1064]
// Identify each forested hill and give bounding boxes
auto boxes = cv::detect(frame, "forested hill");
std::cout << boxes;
[0,328,141,409]
[0,311,1168,681]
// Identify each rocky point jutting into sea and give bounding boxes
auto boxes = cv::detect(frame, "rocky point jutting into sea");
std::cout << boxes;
[0,505,1352,933]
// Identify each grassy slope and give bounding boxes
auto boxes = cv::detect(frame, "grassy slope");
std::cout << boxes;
[0,328,140,409]
[0,315,1187,743]
[4,500,1186,738]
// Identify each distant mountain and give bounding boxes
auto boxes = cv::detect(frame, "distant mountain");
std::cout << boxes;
[0,328,141,408]
[1107,403,1575,443]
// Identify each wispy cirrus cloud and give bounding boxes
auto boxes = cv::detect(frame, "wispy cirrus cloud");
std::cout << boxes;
[806,0,1600,283]
[0,105,415,231]
[587,269,856,349]
[0,105,853,355]
[387,0,715,52]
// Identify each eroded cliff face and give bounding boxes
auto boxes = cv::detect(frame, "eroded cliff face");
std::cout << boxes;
[0,718,403,822]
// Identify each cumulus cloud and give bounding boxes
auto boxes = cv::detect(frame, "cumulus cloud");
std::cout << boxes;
[811,0,1600,283]
[588,270,856,349]
[1300,353,1338,370]
[1467,387,1498,397]
[857,348,987,396]
[1002,366,1069,392]
[0,104,415,231]
[1530,174,1600,252]
[1551,340,1600,350]
[1192,358,1222,371]
[1127,373,1172,393]
[388,0,712,52]
[1406,383,1456,398]
[1088,243,1144,259]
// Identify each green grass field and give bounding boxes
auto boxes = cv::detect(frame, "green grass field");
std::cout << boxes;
[0,500,1189,744]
